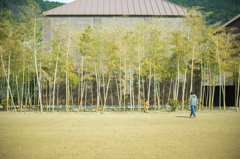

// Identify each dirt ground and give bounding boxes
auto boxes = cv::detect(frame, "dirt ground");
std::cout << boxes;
[0,111,240,159]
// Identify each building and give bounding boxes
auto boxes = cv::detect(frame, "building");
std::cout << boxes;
[42,0,187,44]
[217,14,240,34]
[213,14,240,107]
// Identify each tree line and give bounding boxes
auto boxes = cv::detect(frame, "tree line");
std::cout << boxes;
[169,0,240,25]
[0,0,64,14]
[0,1,239,113]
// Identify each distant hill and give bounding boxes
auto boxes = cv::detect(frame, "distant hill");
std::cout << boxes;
[168,0,240,25]
[0,0,65,15]
[1,0,240,25]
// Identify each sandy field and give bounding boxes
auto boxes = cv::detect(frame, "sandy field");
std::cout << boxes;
[0,111,240,159]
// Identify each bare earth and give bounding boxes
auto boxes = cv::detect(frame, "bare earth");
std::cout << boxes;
[0,111,240,159]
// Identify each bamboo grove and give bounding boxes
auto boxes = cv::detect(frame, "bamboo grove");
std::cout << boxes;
[0,1,240,113]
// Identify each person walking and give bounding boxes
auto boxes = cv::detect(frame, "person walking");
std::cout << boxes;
[188,91,198,118]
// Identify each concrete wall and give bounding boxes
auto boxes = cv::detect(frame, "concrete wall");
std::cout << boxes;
[43,16,184,45]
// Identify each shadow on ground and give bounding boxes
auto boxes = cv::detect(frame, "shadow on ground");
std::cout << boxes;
[175,116,190,118]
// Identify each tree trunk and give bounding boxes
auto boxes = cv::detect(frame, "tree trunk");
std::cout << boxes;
[103,70,112,112]
[52,50,59,113]
[182,65,187,110]
[167,79,172,110]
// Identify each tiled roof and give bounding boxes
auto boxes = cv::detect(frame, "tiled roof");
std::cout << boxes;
[42,0,187,16]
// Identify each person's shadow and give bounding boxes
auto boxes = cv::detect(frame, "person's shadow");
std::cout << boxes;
[175,116,189,118]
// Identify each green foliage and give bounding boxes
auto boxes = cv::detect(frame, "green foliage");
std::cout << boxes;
[168,0,240,25]
[1,99,11,108]
[0,8,14,23]
[169,99,179,112]
[68,72,79,88]
[2,0,65,13]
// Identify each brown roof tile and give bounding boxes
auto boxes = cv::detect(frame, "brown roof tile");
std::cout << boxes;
[116,0,122,15]
[139,0,148,15]
[150,0,160,15]
[156,0,166,15]
[169,4,178,16]
[145,0,154,15]
[133,0,141,15]
[110,0,116,15]
[162,1,172,15]
[92,0,98,15]
[42,0,187,16]
[104,0,110,15]
[79,0,86,14]
[122,0,129,15]
[97,0,104,15]
[72,0,81,14]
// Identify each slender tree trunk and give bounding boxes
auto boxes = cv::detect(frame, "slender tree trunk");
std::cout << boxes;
[130,66,132,112]
[91,80,93,109]
[222,34,229,111]
[148,62,151,102]
[137,31,141,112]
[222,72,226,110]
[21,41,25,112]
[16,75,20,112]
[190,45,194,93]
[80,56,84,112]
[114,69,120,111]
[236,65,240,112]
[154,70,156,111]
[119,56,122,111]
[142,76,145,111]
[111,80,113,109]
[138,63,141,112]
[33,72,36,111]
[176,57,180,100]
[1,51,14,111]
[57,75,59,112]
[49,79,51,112]
[124,54,127,112]
[162,78,165,109]
[103,70,112,112]
[78,64,80,111]
[94,61,99,112]
[28,67,32,109]
[167,79,172,110]
[132,73,134,112]
[52,50,59,113]
[66,31,70,113]
[85,80,88,110]
[157,81,161,111]
[7,52,10,112]
[217,41,222,110]
[199,54,203,111]
[33,18,43,113]
[182,65,187,110]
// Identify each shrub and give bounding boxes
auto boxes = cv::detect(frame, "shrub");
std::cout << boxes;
[184,100,189,110]
[1,99,11,110]
[169,99,179,112]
